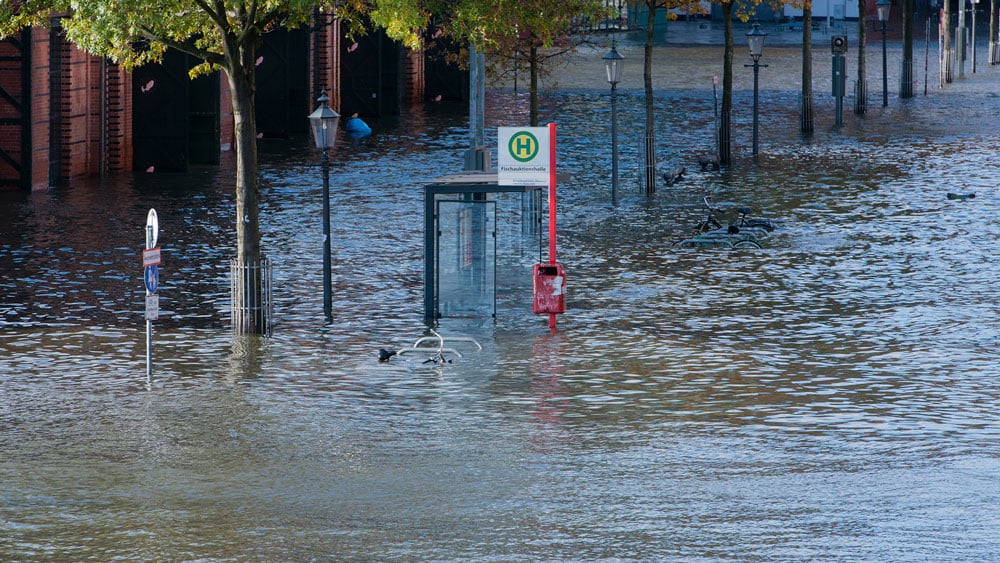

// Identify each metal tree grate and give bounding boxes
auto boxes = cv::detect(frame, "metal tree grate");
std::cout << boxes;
[230,256,273,335]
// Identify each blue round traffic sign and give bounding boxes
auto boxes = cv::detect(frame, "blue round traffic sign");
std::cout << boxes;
[144,265,159,294]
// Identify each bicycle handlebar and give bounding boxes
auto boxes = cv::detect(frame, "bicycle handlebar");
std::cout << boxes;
[703,196,722,214]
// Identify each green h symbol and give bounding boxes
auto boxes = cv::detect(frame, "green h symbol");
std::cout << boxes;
[509,132,538,162]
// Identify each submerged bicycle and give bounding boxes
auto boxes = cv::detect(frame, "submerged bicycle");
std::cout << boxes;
[674,196,775,250]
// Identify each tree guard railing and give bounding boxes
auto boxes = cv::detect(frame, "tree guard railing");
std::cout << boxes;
[231,256,273,335]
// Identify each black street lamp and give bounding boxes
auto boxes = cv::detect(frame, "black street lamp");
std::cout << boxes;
[308,89,340,322]
[877,0,891,107]
[746,22,768,157]
[603,40,624,205]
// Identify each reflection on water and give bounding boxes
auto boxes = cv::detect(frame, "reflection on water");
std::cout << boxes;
[2,86,1000,560]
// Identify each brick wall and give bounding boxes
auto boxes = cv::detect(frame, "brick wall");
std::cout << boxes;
[105,62,132,172]
[403,48,425,104]
[29,23,53,190]
[23,19,131,190]
[310,13,341,111]
[7,15,429,190]
[0,31,28,190]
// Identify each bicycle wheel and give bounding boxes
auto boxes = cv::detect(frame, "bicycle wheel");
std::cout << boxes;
[732,239,762,249]
[743,218,775,232]
[675,237,733,249]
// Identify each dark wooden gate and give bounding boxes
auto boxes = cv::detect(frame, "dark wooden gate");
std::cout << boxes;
[188,63,220,166]
[0,29,31,191]
[424,38,468,102]
[256,28,309,138]
[133,50,219,172]
[340,28,402,117]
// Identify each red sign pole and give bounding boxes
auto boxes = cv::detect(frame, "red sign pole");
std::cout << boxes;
[548,122,557,331]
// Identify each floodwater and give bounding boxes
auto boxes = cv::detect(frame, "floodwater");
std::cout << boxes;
[3,39,1000,560]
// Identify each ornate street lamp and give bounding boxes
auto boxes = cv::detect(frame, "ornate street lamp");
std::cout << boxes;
[746,22,768,157]
[603,41,624,205]
[308,89,340,322]
[877,0,891,107]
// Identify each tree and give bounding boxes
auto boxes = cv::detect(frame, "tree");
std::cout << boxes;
[855,0,869,113]
[457,0,603,126]
[991,0,998,66]
[629,0,699,194]
[1,0,427,334]
[900,0,913,97]
[942,0,952,84]
[719,1,735,166]
[712,0,759,166]
[639,0,662,194]
[801,1,815,133]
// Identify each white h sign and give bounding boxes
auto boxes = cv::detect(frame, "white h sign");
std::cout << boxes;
[497,127,550,186]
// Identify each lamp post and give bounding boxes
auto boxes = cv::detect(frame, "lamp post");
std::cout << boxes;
[308,89,340,322]
[746,22,768,157]
[603,41,624,205]
[877,0,890,107]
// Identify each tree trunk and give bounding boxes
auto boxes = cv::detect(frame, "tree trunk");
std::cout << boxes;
[529,45,539,126]
[901,0,914,97]
[225,35,264,334]
[991,0,998,64]
[943,0,952,83]
[801,6,815,133]
[643,5,657,195]
[855,0,868,114]
[958,0,966,78]
[719,3,733,166]
[990,0,998,65]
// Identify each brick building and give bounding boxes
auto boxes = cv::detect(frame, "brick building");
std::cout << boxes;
[1,14,453,192]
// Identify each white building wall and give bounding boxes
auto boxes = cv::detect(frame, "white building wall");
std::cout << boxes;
[784,0,860,20]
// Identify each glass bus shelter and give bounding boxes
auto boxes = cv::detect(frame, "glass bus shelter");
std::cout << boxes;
[424,172,542,322]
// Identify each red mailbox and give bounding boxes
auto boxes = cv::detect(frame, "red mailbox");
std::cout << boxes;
[532,263,566,314]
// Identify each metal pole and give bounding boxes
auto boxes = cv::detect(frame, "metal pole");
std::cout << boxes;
[145,224,153,380]
[547,122,557,332]
[610,82,619,206]
[882,21,889,107]
[477,50,485,151]
[973,1,978,72]
[835,55,844,126]
[322,149,332,322]
[925,17,930,95]
[469,43,477,153]
[752,60,760,156]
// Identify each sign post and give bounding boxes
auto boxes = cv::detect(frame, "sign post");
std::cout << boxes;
[144,209,159,379]
[499,125,562,330]
[547,123,559,331]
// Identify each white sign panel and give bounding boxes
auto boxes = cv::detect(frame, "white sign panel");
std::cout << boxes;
[146,208,159,249]
[497,127,550,186]
[142,247,161,267]
[145,294,159,320]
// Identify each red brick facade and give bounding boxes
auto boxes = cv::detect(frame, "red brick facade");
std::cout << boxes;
[2,12,428,191]
[26,21,132,190]
[404,47,425,104]
[0,30,31,191]
[311,15,341,112]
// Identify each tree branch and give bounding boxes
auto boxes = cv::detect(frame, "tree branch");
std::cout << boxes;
[139,26,225,67]
[188,0,229,31]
